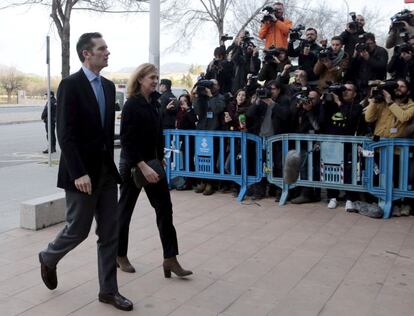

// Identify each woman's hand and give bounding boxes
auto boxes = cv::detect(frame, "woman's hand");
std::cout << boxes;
[138,162,159,184]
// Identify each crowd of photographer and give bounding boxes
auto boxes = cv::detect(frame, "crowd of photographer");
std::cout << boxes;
[159,2,414,216]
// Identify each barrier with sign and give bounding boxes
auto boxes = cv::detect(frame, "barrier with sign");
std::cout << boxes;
[163,129,263,202]
[265,134,414,218]
[164,130,414,218]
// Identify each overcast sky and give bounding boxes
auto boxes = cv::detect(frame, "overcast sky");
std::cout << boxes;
[0,0,412,77]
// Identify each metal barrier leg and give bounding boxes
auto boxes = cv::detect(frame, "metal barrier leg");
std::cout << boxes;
[279,184,289,206]
[379,199,392,219]
[237,185,247,202]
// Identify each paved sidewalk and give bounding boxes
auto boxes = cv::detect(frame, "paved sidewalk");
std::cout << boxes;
[0,190,413,316]
[0,162,61,233]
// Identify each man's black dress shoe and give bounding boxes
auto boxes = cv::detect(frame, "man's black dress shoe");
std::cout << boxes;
[98,292,133,311]
[38,252,57,290]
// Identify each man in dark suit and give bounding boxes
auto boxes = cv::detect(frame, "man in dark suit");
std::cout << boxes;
[38,32,133,312]
[41,91,57,153]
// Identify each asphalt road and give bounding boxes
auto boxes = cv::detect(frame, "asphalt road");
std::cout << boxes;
[0,122,53,168]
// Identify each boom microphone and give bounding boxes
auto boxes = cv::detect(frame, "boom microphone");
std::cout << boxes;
[283,150,301,184]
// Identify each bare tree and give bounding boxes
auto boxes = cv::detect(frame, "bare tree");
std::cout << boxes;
[162,0,236,48]
[0,67,25,104]
[1,0,149,78]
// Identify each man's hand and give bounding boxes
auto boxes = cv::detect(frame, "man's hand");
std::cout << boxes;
[382,90,393,105]
[261,98,274,106]
[166,100,176,110]
[332,93,342,107]
[74,175,92,195]
[138,162,160,184]
[205,87,213,98]
[360,50,370,60]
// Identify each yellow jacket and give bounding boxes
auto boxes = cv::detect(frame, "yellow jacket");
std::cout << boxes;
[365,98,414,138]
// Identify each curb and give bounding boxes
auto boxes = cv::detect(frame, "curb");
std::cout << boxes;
[0,119,42,126]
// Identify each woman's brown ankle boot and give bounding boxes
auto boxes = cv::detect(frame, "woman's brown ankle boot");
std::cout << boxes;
[163,256,193,278]
[116,256,136,273]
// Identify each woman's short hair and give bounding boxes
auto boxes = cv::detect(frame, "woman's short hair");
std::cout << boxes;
[127,63,158,98]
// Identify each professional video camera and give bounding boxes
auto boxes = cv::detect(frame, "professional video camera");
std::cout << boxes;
[322,83,347,103]
[195,79,214,96]
[221,34,233,42]
[348,12,360,32]
[391,9,414,26]
[261,6,276,23]
[368,80,398,103]
[263,46,283,63]
[256,86,272,99]
[289,24,305,42]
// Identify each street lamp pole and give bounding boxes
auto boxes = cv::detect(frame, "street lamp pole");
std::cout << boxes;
[343,0,350,22]
[149,0,160,72]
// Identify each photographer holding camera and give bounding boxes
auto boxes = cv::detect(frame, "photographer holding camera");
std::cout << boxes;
[347,33,388,98]
[192,79,226,195]
[387,37,414,81]
[288,27,322,82]
[227,31,261,93]
[319,82,362,211]
[246,81,291,200]
[314,36,349,90]
[205,46,234,94]
[365,79,414,138]
[258,46,292,84]
[386,9,414,49]
[259,2,293,49]
[159,79,178,129]
[340,13,366,56]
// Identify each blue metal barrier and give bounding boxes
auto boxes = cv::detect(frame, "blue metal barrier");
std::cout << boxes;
[266,134,414,219]
[163,130,263,202]
[164,130,414,219]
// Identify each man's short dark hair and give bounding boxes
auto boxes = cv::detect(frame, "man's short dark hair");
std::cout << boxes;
[331,36,343,44]
[76,32,103,62]
[364,33,376,42]
[214,47,226,59]
[274,2,284,6]
[306,27,317,35]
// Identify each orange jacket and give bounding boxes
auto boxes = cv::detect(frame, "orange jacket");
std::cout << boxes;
[259,19,293,49]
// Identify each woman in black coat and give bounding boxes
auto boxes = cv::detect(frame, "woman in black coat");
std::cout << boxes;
[116,63,192,278]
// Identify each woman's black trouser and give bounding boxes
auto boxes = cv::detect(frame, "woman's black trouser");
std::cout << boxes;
[117,158,179,258]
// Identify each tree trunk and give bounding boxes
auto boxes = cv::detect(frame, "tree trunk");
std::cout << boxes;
[6,90,12,104]
[61,25,70,79]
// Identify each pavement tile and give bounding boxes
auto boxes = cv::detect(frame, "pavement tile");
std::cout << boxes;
[186,280,245,314]
[168,304,217,316]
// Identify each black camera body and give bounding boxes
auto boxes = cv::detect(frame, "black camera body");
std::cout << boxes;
[261,6,276,23]
[256,87,272,99]
[221,34,233,42]
[355,34,368,52]
[241,30,254,49]
[321,84,347,103]
[328,84,347,94]
[348,12,359,32]
[391,9,413,26]
[368,81,399,103]
[319,47,335,60]
[263,46,283,63]
[296,87,310,103]
[196,80,214,96]
[289,24,305,42]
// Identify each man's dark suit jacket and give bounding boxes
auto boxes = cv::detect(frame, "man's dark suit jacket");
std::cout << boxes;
[56,68,122,192]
